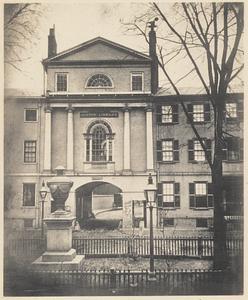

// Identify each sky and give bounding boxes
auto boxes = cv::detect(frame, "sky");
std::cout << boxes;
[4,2,243,95]
[5,3,152,95]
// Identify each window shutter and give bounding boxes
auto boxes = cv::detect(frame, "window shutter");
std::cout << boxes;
[207,182,213,194]
[173,140,179,161]
[207,183,213,208]
[190,196,195,208]
[156,105,162,124]
[237,101,243,122]
[205,139,212,162]
[240,138,243,161]
[157,182,163,207]
[157,141,162,161]
[187,104,193,123]
[207,195,214,208]
[189,182,195,194]
[172,105,179,123]
[188,140,194,161]
[174,183,180,208]
[222,139,228,160]
[204,103,211,122]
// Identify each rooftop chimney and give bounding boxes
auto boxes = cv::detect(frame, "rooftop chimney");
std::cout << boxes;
[48,25,57,58]
[148,18,159,94]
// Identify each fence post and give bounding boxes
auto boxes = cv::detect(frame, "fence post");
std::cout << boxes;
[110,268,116,289]
[198,237,203,257]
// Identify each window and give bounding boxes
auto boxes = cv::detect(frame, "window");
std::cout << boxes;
[189,182,213,208]
[23,183,35,206]
[226,103,237,119]
[86,74,112,88]
[24,141,36,163]
[85,121,114,162]
[162,218,174,227]
[156,104,179,124]
[223,137,243,161]
[196,218,208,228]
[188,139,211,162]
[131,72,143,91]
[24,109,37,122]
[157,182,180,208]
[157,140,179,162]
[24,219,33,229]
[56,73,68,92]
[187,103,210,123]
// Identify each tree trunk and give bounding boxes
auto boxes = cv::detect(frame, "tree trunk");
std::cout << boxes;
[212,96,227,269]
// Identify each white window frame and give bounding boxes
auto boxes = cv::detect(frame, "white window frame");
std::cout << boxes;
[226,102,237,119]
[55,72,68,92]
[23,140,37,164]
[161,140,173,162]
[130,72,144,92]
[161,105,173,123]
[193,104,204,122]
[85,73,114,89]
[24,108,38,123]
[194,140,205,161]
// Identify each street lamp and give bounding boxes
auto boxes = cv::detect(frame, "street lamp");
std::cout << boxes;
[144,173,157,280]
[39,180,48,238]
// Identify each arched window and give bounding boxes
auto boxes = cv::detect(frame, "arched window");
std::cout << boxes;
[85,121,114,162]
[86,74,112,88]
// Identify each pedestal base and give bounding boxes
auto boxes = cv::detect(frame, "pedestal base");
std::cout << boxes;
[32,252,85,271]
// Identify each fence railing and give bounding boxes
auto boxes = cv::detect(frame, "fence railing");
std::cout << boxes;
[26,268,241,295]
[5,236,242,259]
[72,236,243,258]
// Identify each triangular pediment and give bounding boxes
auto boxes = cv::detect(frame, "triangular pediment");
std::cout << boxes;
[43,37,151,64]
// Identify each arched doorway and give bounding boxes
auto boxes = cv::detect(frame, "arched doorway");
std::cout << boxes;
[75,181,123,229]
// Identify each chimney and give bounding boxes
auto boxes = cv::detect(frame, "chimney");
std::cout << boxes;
[148,18,159,94]
[48,25,57,58]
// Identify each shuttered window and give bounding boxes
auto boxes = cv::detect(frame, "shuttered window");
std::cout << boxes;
[188,139,211,162]
[157,182,180,208]
[222,137,243,161]
[157,140,179,162]
[156,104,179,124]
[187,103,210,123]
[189,182,213,208]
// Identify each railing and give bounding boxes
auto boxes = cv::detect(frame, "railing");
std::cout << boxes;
[26,268,241,295]
[5,236,243,259]
[72,236,243,258]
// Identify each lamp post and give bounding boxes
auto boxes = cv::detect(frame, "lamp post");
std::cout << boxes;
[39,180,48,238]
[144,173,157,280]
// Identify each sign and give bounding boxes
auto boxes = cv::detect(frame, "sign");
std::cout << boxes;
[80,109,118,118]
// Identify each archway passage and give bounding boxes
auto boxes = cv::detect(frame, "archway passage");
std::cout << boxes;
[75,182,123,230]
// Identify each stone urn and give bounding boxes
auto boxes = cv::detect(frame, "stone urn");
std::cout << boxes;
[47,166,73,212]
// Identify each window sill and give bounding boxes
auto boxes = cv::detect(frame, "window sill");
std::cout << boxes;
[24,121,38,123]
[190,207,213,210]
[158,161,179,164]
[223,160,243,163]
[23,162,37,165]
[22,206,36,209]
[158,122,179,125]
[189,161,208,164]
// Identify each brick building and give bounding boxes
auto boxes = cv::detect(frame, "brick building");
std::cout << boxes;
[4,26,243,233]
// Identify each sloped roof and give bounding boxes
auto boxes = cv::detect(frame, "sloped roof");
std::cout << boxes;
[42,36,151,64]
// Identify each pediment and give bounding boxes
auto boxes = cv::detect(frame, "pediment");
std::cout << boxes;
[43,37,151,64]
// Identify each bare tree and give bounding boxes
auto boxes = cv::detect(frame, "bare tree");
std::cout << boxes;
[4,3,44,71]
[122,2,243,269]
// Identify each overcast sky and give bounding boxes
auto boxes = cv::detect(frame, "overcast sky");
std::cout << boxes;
[4,2,243,95]
[5,3,153,95]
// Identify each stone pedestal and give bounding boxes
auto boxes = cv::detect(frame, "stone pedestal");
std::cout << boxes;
[32,211,84,271]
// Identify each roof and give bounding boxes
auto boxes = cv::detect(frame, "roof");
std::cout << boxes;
[42,36,151,65]
[155,85,244,96]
